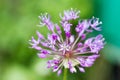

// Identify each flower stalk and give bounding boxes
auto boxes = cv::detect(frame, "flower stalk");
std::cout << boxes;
[63,68,68,80]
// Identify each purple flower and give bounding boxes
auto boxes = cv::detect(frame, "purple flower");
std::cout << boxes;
[89,16,102,31]
[39,13,54,32]
[84,34,105,53]
[60,8,80,21]
[29,9,105,75]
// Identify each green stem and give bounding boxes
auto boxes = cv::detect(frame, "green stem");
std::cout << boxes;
[63,68,67,80]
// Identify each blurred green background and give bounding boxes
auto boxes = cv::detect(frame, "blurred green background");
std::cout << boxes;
[0,0,120,80]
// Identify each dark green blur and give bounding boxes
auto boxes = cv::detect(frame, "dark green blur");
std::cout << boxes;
[0,0,120,80]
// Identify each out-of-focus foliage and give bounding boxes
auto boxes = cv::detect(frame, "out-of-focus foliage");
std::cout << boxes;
[101,0,120,64]
[0,0,120,80]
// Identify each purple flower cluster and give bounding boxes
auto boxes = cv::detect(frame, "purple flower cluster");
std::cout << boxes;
[29,8,105,75]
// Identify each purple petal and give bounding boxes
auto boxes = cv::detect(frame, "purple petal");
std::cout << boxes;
[57,69,62,76]
[79,67,85,72]
[52,33,58,40]
[77,42,83,48]
[39,13,54,31]
[84,34,105,53]
[70,67,77,73]
[95,34,103,40]
[76,20,89,37]
[60,8,80,21]
[78,55,99,67]
[38,53,46,58]
[84,37,93,45]
[31,36,39,44]
[61,21,72,32]
[47,60,52,68]
[65,32,71,38]
[53,65,58,72]
[33,46,41,50]
[81,34,86,40]
[88,55,100,61]
[55,24,61,34]
[53,60,59,64]
[41,50,49,54]
[89,17,102,31]
[70,35,74,44]
[36,31,44,39]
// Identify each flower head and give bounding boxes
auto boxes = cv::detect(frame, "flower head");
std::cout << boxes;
[29,9,105,75]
